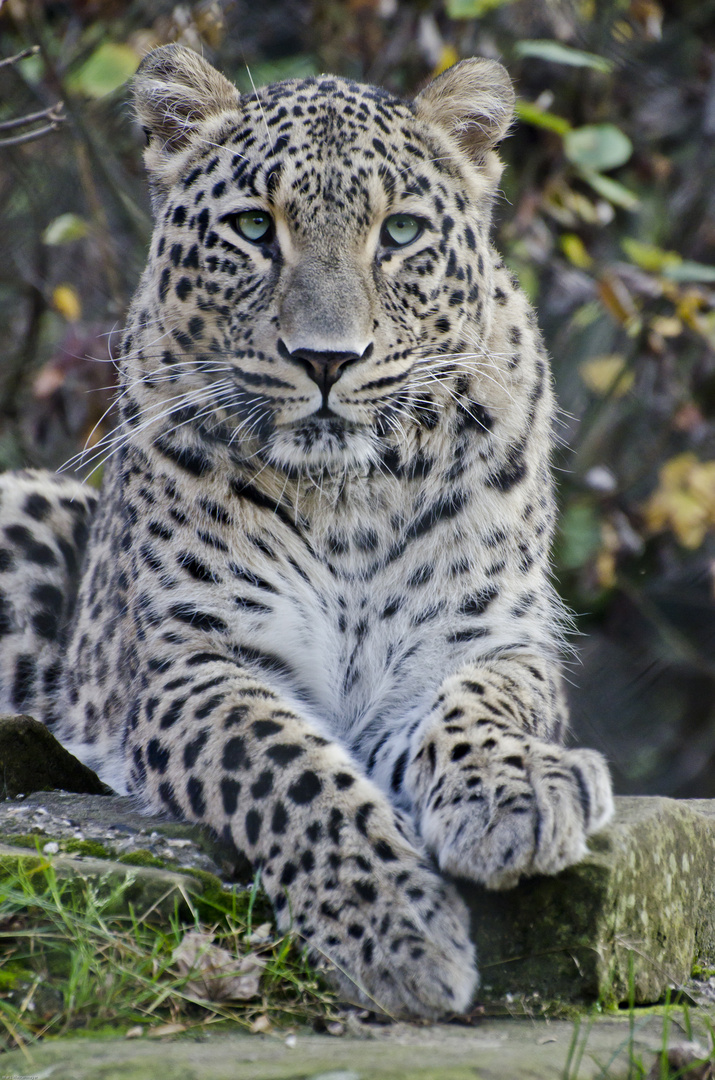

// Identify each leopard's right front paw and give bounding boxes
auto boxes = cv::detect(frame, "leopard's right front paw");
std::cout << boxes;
[321,865,478,1019]
[276,846,477,1019]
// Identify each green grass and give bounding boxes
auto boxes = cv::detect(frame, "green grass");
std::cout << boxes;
[561,957,715,1080]
[0,857,337,1051]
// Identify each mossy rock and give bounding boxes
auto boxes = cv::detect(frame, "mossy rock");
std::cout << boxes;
[0,714,112,799]
[463,796,715,1009]
[64,838,113,858]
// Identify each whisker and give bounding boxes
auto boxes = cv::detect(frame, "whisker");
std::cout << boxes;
[61,381,236,474]
[244,65,271,145]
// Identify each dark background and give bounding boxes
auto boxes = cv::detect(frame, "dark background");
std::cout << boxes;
[2,0,715,797]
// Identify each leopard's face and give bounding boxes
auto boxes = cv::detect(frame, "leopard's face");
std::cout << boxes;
[128,71,506,473]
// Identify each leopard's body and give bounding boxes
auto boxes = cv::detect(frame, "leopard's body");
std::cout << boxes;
[0,47,613,1017]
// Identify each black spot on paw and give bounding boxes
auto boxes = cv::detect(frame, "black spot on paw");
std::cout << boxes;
[186,775,206,816]
[287,770,322,805]
[147,738,170,773]
[271,800,288,834]
[245,808,262,845]
[222,735,250,770]
[220,777,241,815]
[250,769,274,799]
[266,742,304,765]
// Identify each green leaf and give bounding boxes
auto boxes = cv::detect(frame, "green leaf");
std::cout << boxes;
[42,213,90,245]
[621,238,682,272]
[68,42,140,99]
[564,124,633,171]
[514,100,571,136]
[514,39,613,73]
[663,260,715,283]
[445,0,516,16]
[580,170,639,210]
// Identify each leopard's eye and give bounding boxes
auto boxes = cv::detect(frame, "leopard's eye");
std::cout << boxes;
[228,210,274,243]
[381,213,422,247]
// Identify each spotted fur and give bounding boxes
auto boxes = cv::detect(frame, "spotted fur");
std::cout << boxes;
[0,46,613,1018]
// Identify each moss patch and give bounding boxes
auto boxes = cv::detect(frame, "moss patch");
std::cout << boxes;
[3,833,48,850]
[117,850,166,869]
[464,796,715,1010]
[64,839,112,858]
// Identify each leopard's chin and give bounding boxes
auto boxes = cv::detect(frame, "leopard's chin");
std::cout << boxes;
[266,419,379,473]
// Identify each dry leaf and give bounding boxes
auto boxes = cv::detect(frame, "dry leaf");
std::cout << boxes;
[52,284,82,322]
[597,274,642,334]
[650,315,682,337]
[125,1025,144,1039]
[147,1023,187,1038]
[248,921,273,944]
[172,930,264,1002]
[642,453,715,547]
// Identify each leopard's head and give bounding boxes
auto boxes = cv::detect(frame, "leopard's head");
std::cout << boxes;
[128,45,514,473]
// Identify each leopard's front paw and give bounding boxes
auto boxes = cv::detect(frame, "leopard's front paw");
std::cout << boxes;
[407,733,613,889]
[315,863,478,1020]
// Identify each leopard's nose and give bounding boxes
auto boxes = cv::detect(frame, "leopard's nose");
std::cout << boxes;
[280,342,372,396]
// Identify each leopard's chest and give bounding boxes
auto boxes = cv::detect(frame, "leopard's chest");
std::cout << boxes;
[118,458,506,747]
[212,542,463,746]
[129,504,457,741]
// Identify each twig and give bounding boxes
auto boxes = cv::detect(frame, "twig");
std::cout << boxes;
[0,49,65,148]
[0,45,39,69]
[0,120,63,149]
[73,137,124,309]
[0,103,63,132]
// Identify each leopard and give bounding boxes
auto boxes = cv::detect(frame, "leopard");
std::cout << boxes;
[0,44,614,1019]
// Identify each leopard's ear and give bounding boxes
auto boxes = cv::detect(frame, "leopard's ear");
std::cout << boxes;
[414,58,514,164]
[133,45,239,198]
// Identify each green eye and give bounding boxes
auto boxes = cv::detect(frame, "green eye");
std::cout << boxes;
[231,210,273,243]
[382,213,422,247]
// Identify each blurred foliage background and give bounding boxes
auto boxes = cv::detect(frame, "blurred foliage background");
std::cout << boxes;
[2,0,715,796]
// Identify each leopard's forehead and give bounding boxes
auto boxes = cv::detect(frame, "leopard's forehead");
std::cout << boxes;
[250,75,414,139]
[179,76,457,238]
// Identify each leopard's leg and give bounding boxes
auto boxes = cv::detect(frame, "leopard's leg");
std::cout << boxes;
[125,653,477,1019]
[0,471,97,727]
[392,655,613,889]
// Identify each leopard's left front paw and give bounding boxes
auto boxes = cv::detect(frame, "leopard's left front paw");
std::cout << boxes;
[406,734,613,890]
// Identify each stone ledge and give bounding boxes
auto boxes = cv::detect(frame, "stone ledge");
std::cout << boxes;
[0,1016,711,1080]
[464,796,715,1008]
[0,788,250,879]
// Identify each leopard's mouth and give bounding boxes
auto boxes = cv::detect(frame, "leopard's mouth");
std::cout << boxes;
[313,402,342,421]
[264,406,381,472]
[281,411,359,433]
